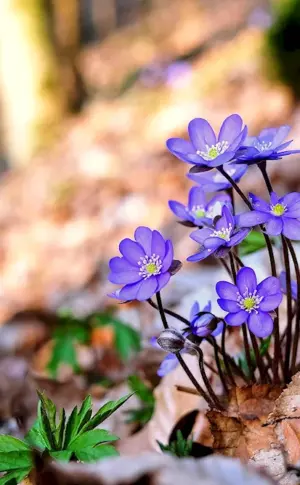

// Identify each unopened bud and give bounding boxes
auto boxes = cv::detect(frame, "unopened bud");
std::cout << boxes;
[157,328,186,353]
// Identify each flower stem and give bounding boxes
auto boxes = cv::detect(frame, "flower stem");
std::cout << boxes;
[155,292,213,405]
[286,238,300,374]
[212,337,229,393]
[218,166,252,209]
[282,236,293,381]
[221,325,236,386]
[259,161,273,194]
[197,347,224,410]
[250,333,270,383]
[148,298,190,326]
[242,323,256,383]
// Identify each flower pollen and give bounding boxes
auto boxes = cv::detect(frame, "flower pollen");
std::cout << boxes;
[237,289,263,314]
[254,140,272,152]
[197,141,229,161]
[191,205,206,218]
[271,203,286,217]
[138,254,162,279]
[210,224,232,241]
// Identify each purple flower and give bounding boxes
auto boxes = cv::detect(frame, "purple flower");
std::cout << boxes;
[157,353,179,376]
[188,163,248,192]
[236,192,300,239]
[189,301,224,337]
[216,267,282,337]
[169,187,231,226]
[279,271,298,300]
[108,226,178,302]
[236,126,300,165]
[166,114,247,170]
[187,206,250,262]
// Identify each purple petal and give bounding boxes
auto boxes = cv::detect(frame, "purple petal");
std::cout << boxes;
[203,301,212,313]
[190,227,213,244]
[151,230,166,258]
[166,138,197,164]
[270,192,279,205]
[279,271,298,300]
[259,293,282,311]
[206,193,231,212]
[215,205,234,231]
[249,193,270,212]
[190,301,200,322]
[157,354,178,377]
[225,310,248,326]
[134,227,153,256]
[265,217,283,236]
[217,298,240,312]
[237,267,257,294]
[211,321,224,337]
[136,277,158,301]
[156,272,171,291]
[257,276,280,296]
[258,127,278,143]
[187,248,214,262]
[109,256,137,273]
[119,239,145,266]
[169,200,191,221]
[216,281,238,300]
[269,125,290,149]
[218,114,243,144]
[119,281,143,301]
[280,192,300,207]
[108,270,141,284]
[236,211,269,227]
[188,187,206,209]
[203,237,224,249]
[161,240,173,272]
[207,151,236,167]
[284,202,300,218]
[282,218,300,240]
[226,228,250,247]
[248,311,274,338]
[188,118,216,151]
[229,125,248,151]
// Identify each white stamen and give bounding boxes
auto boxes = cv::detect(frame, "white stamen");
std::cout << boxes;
[210,223,232,242]
[138,254,162,279]
[237,288,263,314]
[254,140,272,152]
[196,141,229,161]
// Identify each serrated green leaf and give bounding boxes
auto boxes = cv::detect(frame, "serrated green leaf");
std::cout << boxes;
[37,399,56,451]
[81,394,132,433]
[75,445,119,463]
[68,429,118,451]
[25,420,47,450]
[125,406,154,426]
[239,231,266,256]
[0,452,32,472]
[0,436,30,453]
[37,391,56,431]
[77,395,92,432]
[127,376,154,404]
[47,338,79,379]
[0,467,31,485]
[55,408,66,449]
[49,450,72,462]
[63,406,78,448]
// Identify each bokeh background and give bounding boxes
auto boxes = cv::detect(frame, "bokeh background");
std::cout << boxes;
[0,0,300,384]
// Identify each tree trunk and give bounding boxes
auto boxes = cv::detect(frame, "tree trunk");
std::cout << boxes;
[0,0,65,167]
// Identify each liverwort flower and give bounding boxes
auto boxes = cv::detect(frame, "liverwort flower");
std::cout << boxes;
[236,125,300,165]
[189,301,223,337]
[169,187,231,227]
[108,226,180,301]
[188,163,248,192]
[279,271,298,300]
[236,192,300,239]
[216,267,282,337]
[166,114,247,170]
[187,206,250,262]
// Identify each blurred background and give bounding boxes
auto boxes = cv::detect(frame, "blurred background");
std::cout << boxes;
[0,0,300,420]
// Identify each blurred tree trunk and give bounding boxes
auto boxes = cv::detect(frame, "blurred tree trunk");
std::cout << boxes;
[0,0,65,167]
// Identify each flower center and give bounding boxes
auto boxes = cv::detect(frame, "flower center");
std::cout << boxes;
[190,205,206,218]
[254,140,272,152]
[210,224,232,241]
[138,254,162,279]
[271,203,286,217]
[196,141,229,160]
[237,289,263,313]
[213,168,235,183]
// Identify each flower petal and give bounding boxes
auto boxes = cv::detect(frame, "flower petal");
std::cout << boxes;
[136,277,158,301]
[203,301,212,313]
[218,114,243,144]
[237,267,257,294]
[215,205,234,231]
[236,211,269,227]
[187,248,214,262]
[207,151,236,167]
[279,271,298,300]
[119,239,145,266]
[282,218,300,240]
[281,192,300,207]
[248,311,274,338]
[188,187,206,209]
[217,298,240,312]
[166,138,196,163]
[211,321,224,337]
[169,201,190,221]
[216,281,238,300]
[259,293,282,311]
[269,125,290,149]
[229,125,248,151]
[108,269,141,284]
[151,230,166,258]
[161,240,173,272]
[265,217,283,236]
[226,228,250,247]
[190,227,213,244]
[119,281,143,301]
[109,256,137,273]
[257,276,280,296]
[134,226,152,255]
[249,193,270,211]
[203,237,224,249]
[190,301,200,322]
[157,354,178,377]
[156,272,171,292]
[188,118,216,151]
[270,192,279,205]
[225,310,248,326]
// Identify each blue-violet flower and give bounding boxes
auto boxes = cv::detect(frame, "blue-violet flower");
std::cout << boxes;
[279,271,297,300]
[216,267,282,337]
[188,163,248,192]
[189,301,223,337]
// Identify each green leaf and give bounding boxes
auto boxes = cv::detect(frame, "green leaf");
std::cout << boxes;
[0,468,31,485]
[127,376,154,404]
[75,445,119,463]
[37,399,56,451]
[0,436,30,453]
[77,395,93,432]
[63,406,78,448]
[93,314,141,361]
[37,392,56,431]
[260,336,272,356]
[125,406,154,426]
[49,450,72,462]
[0,452,32,472]
[25,420,47,450]
[55,408,66,450]
[81,394,132,432]
[239,231,266,256]
[47,337,79,379]
[68,429,119,452]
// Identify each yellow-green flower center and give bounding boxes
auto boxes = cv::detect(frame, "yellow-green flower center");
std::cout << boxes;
[208,147,218,159]
[196,141,229,161]
[271,203,286,216]
[243,297,256,310]
[138,254,163,279]
[194,209,206,218]
[146,262,158,274]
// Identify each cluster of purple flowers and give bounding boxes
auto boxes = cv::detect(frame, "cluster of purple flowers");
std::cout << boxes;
[108,113,300,379]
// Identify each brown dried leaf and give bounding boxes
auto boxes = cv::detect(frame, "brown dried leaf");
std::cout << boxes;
[267,373,300,425]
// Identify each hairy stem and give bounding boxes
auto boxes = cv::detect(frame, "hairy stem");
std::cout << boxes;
[282,237,293,381]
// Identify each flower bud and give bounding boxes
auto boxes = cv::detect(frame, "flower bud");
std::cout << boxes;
[157,328,186,353]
